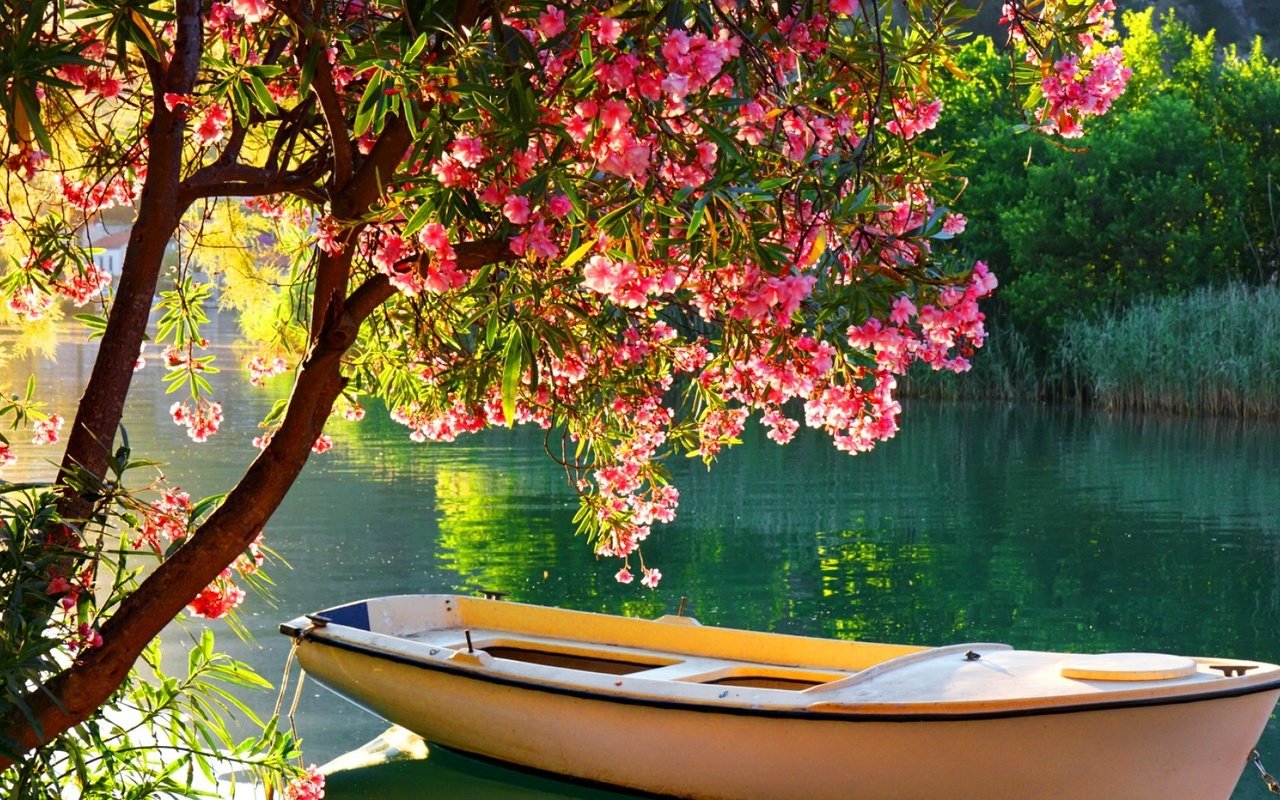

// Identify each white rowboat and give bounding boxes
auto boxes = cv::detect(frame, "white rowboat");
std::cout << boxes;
[280,594,1280,799]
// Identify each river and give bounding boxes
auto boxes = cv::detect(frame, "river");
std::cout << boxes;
[4,318,1279,798]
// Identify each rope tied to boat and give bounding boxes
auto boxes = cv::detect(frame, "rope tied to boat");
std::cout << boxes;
[274,636,309,767]
[1252,750,1280,794]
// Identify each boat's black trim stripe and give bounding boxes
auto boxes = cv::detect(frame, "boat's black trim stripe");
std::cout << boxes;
[302,633,1280,723]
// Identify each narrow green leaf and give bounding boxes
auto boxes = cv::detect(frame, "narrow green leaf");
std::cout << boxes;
[501,328,524,427]
[560,237,595,270]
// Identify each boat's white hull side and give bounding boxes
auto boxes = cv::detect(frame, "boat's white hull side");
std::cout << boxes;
[297,640,1277,800]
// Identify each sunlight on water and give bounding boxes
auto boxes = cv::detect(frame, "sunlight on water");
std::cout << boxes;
[3,322,1280,798]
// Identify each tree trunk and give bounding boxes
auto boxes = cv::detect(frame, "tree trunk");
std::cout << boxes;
[0,114,414,768]
[57,0,204,522]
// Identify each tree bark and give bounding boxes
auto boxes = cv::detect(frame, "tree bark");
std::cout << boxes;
[2,0,499,770]
[57,0,204,521]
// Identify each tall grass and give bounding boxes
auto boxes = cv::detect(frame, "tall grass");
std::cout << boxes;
[1059,283,1280,416]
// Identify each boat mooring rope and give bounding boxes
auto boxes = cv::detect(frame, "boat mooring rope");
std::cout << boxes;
[274,638,309,764]
[1252,750,1280,794]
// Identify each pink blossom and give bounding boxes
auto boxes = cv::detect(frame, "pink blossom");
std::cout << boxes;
[136,488,193,551]
[187,575,246,619]
[193,104,230,147]
[536,6,566,38]
[941,213,967,236]
[615,567,634,584]
[449,136,485,169]
[248,355,289,386]
[503,195,532,225]
[886,97,942,139]
[418,222,453,255]
[341,402,366,421]
[311,434,334,454]
[549,194,573,218]
[0,443,15,467]
[7,287,53,322]
[640,567,662,589]
[581,255,620,294]
[71,623,103,651]
[54,265,112,306]
[889,296,917,325]
[284,766,326,800]
[170,400,223,442]
[231,0,272,23]
[32,414,63,446]
[594,17,623,46]
[164,93,194,112]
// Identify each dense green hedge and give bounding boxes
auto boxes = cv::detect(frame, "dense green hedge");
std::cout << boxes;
[925,9,1280,413]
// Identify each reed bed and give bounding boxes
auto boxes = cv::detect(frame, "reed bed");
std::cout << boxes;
[1059,284,1280,417]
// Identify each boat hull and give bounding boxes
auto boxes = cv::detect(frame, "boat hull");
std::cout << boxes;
[296,637,1277,800]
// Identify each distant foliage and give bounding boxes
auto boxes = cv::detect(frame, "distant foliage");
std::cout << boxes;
[934,9,1280,375]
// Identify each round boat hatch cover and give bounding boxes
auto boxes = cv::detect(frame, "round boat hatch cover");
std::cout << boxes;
[1060,653,1197,681]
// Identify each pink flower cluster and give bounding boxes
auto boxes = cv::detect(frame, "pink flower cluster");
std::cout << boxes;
[55,264,113,306]
[135,487,262,619]
[32,414,63,446]
[188,576,247,619]
[1038,47,1130,138]
[230,0,272,24]
[248,355,289,386]
[170,400,224,442]
[54,37,122,100]
[7,286,53,322]
[309,0,1119,587]
[193,103,230,147]
[886,97,943,140]
[1000,0,1131,137]
[284,766,326,800]
[367,222,463,295]
[190,537,262,619]
[136,488,193,551]
[60,173,139,214]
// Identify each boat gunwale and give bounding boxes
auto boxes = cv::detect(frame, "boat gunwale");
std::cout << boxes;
[292,626,1280,723]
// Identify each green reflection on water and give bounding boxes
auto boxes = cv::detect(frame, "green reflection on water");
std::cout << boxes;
[3,329,1279,798]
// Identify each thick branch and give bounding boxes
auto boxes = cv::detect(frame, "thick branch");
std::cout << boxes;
[310,114,412,342]
[1,334,351,766]
[57,0,205,519]
[178,159,328,204]
[345,238,511,322]
[280,0,355,186]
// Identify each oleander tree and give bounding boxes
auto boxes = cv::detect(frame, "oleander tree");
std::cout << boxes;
[0,0,1127,793]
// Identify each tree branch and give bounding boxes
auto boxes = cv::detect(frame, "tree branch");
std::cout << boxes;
[345,238,511,323]
[178,159,328,204]
[57,0,205,519]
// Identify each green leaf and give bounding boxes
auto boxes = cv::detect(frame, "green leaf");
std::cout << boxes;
[560,237,595,270]
[501,328,524,427]
[401,202,435,240]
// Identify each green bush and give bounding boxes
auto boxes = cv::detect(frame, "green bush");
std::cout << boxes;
[933,9,1280,387]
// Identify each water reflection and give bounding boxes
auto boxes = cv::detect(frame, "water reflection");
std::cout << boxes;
[2,326,1279,798]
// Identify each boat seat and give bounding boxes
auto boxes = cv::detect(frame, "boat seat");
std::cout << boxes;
[802,642,1013,694]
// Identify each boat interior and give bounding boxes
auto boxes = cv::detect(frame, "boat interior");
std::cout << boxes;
[285,594,1278,705]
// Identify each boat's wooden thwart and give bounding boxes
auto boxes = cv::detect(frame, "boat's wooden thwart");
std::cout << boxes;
[280,594,1280,799]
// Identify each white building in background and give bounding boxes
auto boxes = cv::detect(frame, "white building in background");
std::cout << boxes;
[83,229,131,279]
[81,220,132,279]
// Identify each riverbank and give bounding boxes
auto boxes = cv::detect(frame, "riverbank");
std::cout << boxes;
[905,283,1280,417]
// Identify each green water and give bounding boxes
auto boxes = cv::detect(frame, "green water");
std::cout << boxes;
[5,322,1280,797]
